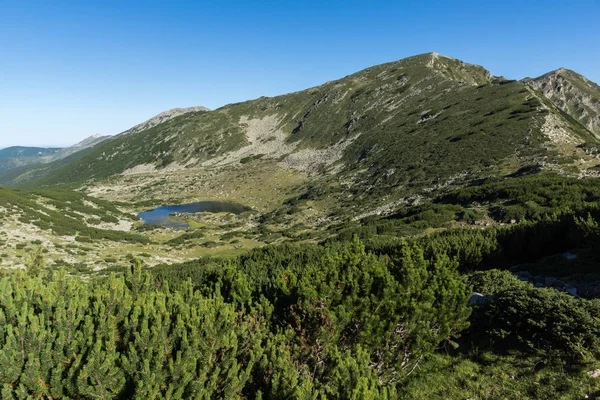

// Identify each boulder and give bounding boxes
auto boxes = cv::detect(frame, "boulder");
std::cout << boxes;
[565,284,578,297]
[468,292,492,306]
[514,271,532,281]
[545,277,565,288]
[588,369,600,378]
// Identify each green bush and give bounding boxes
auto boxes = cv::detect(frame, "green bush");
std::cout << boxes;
[472,286,600,362]
[468,269,526,294]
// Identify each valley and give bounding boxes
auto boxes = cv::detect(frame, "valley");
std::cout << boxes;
[2,52,600,398]
[3,53,600,284]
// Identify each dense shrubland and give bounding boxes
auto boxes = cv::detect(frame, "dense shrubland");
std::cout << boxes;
[3,174,600,397]
[0,238,470,398]
[4,224,600,397]
[0,188,145,243]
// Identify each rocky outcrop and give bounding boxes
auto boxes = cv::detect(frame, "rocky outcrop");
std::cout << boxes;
[513,276,600,298]
[468,292,492,306]
[589,369,600,379]
[526,68,600,137]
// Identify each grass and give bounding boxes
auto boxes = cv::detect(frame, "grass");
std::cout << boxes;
[399,352,600,399]
[87,160,307,212]
[0,184,274,272]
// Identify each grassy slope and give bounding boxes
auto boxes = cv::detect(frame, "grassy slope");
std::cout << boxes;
[0,187,140,242]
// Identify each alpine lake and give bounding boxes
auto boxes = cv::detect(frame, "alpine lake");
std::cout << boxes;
[137,201,249,229]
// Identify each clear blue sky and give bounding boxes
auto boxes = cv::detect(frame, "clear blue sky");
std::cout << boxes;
[1,0,599,147]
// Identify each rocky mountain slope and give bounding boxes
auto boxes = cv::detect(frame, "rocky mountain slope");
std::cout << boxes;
[49,134,111,160]
[526,68,600,137]
[18,53,600,221]
[118,106,210,136]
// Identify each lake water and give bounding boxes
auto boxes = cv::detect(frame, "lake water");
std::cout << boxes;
[137,201,248,229]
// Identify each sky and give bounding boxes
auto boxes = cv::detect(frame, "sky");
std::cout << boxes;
[1,0,599,148]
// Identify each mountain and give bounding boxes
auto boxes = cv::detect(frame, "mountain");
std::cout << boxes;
[4,54,600,398]
[0,135,110,186]
[0,146,61,172]
[0,147,99,187]
[119,106,210,136]
[526,68,600,137]
[0,109,210,186]
[49,134,111,160]
[24,53,600,221]
[0,146,61,159]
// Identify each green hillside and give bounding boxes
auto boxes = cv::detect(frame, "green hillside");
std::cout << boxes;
[0,136,111,179]
[0,186,141,242]
[29,53,599,224]
[4,191,600,397]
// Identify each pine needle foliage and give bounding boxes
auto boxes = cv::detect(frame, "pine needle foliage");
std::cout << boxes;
[0,239,470,398]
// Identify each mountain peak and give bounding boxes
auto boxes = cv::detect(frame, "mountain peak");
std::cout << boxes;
[400,52,454,65]
[71,134,111,148]
[539,67,581,79]
[119,106,210,136]
[410,51,452,59]
[529,68,600,136]
[389,52,492,86]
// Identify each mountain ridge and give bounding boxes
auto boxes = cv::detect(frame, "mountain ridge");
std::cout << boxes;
[525,68,600,137]
[0,146,61,159]
[48,134,112,161]
[0,146,62,173]
[0,108,208,185]
[118,106,210,136]
[7,53,600,224]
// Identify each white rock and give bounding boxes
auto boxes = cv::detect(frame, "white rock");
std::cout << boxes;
[588,369,600,378]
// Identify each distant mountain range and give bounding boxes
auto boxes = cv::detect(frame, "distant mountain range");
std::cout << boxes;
[0,107,207,186]
[0,146,61,172]
[0,135,111,174]
[2,53,599,220]
[0,146,61,159]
